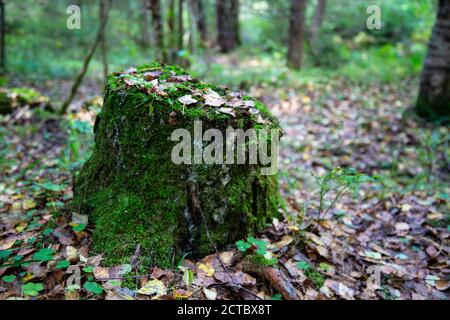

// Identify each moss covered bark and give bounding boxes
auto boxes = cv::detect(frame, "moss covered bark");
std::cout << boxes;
[74,63,282,268]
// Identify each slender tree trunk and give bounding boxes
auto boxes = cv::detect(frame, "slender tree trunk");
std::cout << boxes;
[177,0,184,53]
[188,0,198,55]
[416,0,450,120]
[99,0,109,81]
[195,0,208,43]
[150,0,165,61]
[0,0,5,74]
[216,0,239,53]
[287,0,307,70]
[141,0,150,49]
[167,0,177,63]
[60,0,111,115]
[310,0,325,43]
[231,0,240,45]
[189,0,207,45]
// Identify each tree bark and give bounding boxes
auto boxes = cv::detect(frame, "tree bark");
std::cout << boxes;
[150,0,165,61]
[60,0,111,115]
[310,0,326,43]
[287,0,307,70]
[216,0,240,53]
[416,0,450,121]
[0,0,5,74]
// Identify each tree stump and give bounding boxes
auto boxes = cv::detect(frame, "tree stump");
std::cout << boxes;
[74,63,282,268]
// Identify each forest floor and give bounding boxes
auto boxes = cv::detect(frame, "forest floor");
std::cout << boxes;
[0,61,449,300]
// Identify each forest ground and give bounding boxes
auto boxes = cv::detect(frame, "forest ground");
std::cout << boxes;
[0,54,449,300]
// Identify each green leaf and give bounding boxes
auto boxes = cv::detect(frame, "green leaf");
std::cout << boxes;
[235,240,251,252]
[33,248,55,262]
[66,284,80,291]
[82,266,94,273]
[121,264,132,275]
[56,260,70,269]
[0,249,12,260]
[72,224,86,232]
[2,275,16,283]
[37,182,66,192]
[182,269,194,288]
[43,228,54,236]
[297,261,311,271]
[83,281,104,294]
[22,282,44,296]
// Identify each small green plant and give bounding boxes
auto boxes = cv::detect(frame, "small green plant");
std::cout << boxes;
[313,167,375,220]
[83,281,104,295]
[297,261,325,288]
[32,248,55,262]
[22,282,44,296]
[2,275,16,283]
[56,260,70,270]
[236,237,277,266]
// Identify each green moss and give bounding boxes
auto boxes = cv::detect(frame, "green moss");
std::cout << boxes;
[74,64,283,268]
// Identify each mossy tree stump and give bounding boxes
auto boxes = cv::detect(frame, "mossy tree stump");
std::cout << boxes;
[74,63,282,268]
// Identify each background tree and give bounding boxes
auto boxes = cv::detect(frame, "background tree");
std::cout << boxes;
[99,0,109,80]
[0,0,5,74]
[140,0,151,49]
[167,0,177,63]
[191,0,208,44]
[416,0,450,121]
[150,0,165,61]
[60,0,112,114]
[310,0,326,43]
[287,0,307,70]
[177,0,184,55]
[216,0,240,53]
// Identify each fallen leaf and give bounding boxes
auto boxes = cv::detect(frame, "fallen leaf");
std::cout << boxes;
[204,89,226,107]
[198,263,215,277]
[203,287,217,300]
[137,279,167,299]
[178,95,198,105]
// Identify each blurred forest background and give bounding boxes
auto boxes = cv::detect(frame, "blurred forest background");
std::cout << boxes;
[0,0,449,300]
[3,0,435,84]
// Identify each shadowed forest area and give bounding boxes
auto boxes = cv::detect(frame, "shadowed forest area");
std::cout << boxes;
[0,0,449,302]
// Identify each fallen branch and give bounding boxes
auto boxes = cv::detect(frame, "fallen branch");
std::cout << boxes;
[240,258,299,300]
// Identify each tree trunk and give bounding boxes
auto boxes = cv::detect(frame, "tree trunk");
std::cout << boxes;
[0,0,5,74]
[216,0,239,53]
[150,0,165,61]
[99,0,109,81]
[177,0,184,53]
[287,0,307,70]
[231,0,240,45]
[167,0,177,64]
[60,0,111,115]
[188,0,198,55]
[416,0,450,121]
[310,0,326,43]
[73,64,282,268]
[194,0,208,44]
[141,0,151,49]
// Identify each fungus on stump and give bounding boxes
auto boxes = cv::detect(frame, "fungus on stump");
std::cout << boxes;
[74,63,282,268]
